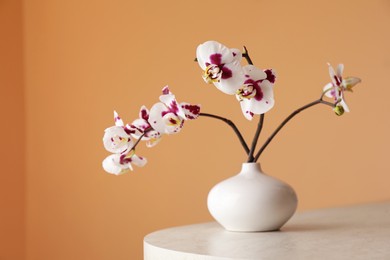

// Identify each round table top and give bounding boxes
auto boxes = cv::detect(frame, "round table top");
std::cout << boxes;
[144,202,390,259]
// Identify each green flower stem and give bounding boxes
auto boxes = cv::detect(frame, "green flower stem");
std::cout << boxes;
[199,113,250,154]
[253,98,335,162]
[247,114,264,162]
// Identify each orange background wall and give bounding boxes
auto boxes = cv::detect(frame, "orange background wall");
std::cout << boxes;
[1,0,390,259]
[0,0,25,259]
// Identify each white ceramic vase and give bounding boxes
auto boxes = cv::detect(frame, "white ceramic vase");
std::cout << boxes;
[207,163,298,232]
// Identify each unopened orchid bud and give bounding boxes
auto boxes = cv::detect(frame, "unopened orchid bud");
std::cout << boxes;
[334,105,345,116]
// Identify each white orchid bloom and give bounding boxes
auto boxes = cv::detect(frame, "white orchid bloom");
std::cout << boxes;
[149,86,201,134]
[102,151,147,175]
[323,63,361,115]
[236,65,276,120]
[129,106,162,148]
[103,111,134,153]
[196,41,245,95]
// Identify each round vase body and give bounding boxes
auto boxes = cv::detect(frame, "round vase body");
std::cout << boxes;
[207,163,298,232]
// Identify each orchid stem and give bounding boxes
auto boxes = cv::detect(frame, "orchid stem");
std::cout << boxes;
[199,113,250,154]
[253,98,335,162]
[131,131,147,150]
[247,114,264,162]
[243,45,263,162]
[242,46,253,65]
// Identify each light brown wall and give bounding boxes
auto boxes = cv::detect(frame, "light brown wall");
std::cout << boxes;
[0,0,25,259]
[19,0,390,259]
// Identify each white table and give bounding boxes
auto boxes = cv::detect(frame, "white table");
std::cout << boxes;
[144,202,390,259]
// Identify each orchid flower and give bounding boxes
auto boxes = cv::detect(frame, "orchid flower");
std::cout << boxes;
[129,106,162,147]
[196,41,245,95]
[102,40,362,174]
[236,65,276,120]
[102,150,147,175]
[323,63,361,115]
[149,86,201,134]
[103,111,134,154]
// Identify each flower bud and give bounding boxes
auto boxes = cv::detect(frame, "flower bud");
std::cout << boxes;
[334,105,344,116]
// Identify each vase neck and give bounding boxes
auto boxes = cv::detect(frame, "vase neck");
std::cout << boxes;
[240,163,262,173]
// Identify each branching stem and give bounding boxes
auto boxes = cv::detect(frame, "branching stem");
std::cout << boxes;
[253,98,335,162]
[199,113,250,154]
[131,131,147,150]
[247,114,264,162]
[242,46,253,65]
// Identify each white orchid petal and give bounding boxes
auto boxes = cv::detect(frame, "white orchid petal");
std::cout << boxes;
[149,102,167,133]
[248,98,275,115]
[339,94,350,112]
[265,69,277,83]
[214,61,245,95]
[130,120,148,130]
[327,63,338,85]
[159,92,186,119]
[250,81,275,114]
[130,118,149,138]
[130,155,147,167]
[102,154,129,175]
[242,65,267,81]
[159,93,175,107]
[230,48,242,62]
[139,106,149,121]
[343,77,361,89]
[161,114,183,134]
[239,100,255,121]
[340,100,350,113]
[238,88,274,117]
[162,85,171,95]
[145,130,161,139]
[196,41,233,70]
[113,111,124,126]
[236,78,275,120]
[104,125,128,136]
[149,103,183,134]
[323,83,334,98]
[328,63,336,78]
[337,64,344,78]
[328,63,344,87]
[180,102,201,120]
[103,126,133,153]
[131,105,162,142]
[146,137,161,148]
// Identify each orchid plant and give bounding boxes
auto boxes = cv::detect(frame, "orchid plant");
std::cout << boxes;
[102,40,361,175]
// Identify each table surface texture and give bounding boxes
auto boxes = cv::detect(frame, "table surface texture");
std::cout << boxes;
[144,202,390,260]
